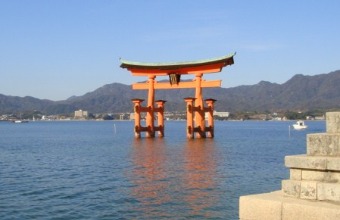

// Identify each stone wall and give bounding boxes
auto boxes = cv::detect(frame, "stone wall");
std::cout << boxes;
[240,112,340,220]
[283,112,340,202]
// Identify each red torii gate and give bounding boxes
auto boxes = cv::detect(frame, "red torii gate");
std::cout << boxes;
[120,53,235,138]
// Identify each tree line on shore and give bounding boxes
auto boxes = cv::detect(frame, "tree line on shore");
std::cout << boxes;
[1,109,329,121]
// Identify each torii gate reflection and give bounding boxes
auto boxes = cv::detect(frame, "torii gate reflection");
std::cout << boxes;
[120,53,235,139]
[129,138,218,218]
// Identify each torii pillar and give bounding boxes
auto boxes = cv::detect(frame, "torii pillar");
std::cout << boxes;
[146,75,156,137]
[194,73,206,138]
[184,97,195,139]
[131,98,144,138]
[205,98,216,138]
[155,100,166,137]
[120,53,235,138]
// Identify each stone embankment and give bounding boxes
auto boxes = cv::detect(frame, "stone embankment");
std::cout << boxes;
[239,112,340,220]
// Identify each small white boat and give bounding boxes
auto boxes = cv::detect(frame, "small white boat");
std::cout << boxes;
[13,120,29,123]
[292,120,307,130]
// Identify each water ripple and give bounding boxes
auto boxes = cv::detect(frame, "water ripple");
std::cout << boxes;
[0,120,325,219]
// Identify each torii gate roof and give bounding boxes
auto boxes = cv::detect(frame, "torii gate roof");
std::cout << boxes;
[120,53,235,76]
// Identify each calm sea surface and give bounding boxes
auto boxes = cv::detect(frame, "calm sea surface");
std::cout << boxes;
[0,120,325,219]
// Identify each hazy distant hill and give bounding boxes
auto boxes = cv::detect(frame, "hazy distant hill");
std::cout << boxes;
[0,95,54,114]
[1,70,340,114]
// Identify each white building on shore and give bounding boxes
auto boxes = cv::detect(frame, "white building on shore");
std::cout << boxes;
[74,109,88,119]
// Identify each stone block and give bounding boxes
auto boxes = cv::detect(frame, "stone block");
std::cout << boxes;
[302,170,327,181]
[327,157,340,171]
[307,133,340,156]
[239,191,340,220]
[282,180,300,198]
[285,155,327,170]
[282,198,340,220]
[326,112,340,133]
[300,181,317,200]
[290,168,302,180]
[317,182,340,202]
[239,192,282,220]
[302,170,340,183]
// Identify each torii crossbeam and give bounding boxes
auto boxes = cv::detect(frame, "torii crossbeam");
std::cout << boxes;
[120,53,235,138]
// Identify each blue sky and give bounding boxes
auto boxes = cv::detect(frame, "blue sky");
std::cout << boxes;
[1,0,339,100]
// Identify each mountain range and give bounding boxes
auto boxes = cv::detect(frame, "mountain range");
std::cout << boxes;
[1,70,340,115]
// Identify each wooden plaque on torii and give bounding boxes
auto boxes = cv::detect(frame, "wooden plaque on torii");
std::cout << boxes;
[120,53,235,138]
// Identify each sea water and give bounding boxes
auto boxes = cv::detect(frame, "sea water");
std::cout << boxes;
[0,120,325,219]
